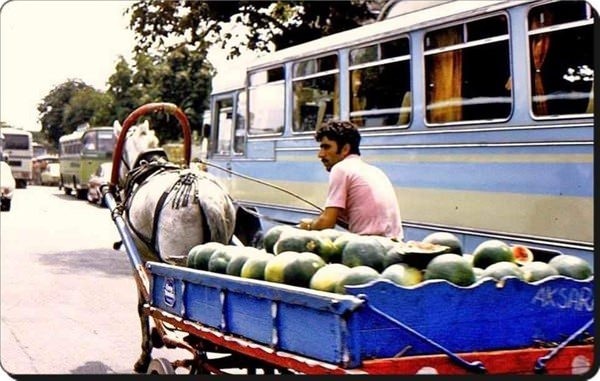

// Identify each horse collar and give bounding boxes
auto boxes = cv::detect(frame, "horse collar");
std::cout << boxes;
[133,149,168,169]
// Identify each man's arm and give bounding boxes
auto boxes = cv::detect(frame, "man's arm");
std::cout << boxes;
[298,207,341,231]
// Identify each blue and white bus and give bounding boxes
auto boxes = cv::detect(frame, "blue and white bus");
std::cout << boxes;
[204,0,595,266]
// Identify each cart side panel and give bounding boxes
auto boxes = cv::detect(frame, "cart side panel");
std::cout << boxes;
[184,283,226,328]
[276,301,349,365]
[147,263,366,367]
[347,277,594,355]
[224,291,273,344]
[150,274,185,316]
[147,263,594,369]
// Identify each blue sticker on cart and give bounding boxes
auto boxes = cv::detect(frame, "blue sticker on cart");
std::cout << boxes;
[164,277,176,308]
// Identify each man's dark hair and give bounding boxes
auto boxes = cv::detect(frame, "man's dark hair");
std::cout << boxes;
[315,120,361,155]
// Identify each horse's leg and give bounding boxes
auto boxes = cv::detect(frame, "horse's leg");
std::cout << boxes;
[133,287,152,373]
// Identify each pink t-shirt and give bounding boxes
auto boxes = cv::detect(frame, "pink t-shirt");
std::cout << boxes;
[325,155,403,239]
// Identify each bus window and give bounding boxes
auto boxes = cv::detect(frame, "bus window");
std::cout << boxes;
[248,67,284,135]
[528,2,594,117]
[97,130,115,154]
[82,132,96,151]
[292,54,339,132]
[349,37,411,128]
[214,98,233,155]
[234,91,247,155]
[424,14,511,124]
[4,134,29,150]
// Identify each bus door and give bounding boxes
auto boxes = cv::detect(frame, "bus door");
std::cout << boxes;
[210,91,246,181]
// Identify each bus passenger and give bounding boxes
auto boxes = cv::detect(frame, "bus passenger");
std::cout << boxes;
[298,120,404,240]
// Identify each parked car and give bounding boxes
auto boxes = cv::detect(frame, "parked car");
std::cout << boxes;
[0,161,16,211]
[87,162,112,206]
[40,162,60,186]
[33,154,59,185]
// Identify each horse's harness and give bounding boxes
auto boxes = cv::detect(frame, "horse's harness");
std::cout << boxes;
[120,149,214,258]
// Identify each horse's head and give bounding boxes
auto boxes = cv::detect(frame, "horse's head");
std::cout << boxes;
[113,119,161,183]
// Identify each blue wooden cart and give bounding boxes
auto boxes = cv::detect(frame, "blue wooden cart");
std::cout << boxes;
[103,103,595,375]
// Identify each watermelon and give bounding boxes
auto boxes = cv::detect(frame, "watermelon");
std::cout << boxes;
[341,236,386,272]
[511,245,534,265]
[472,239,514,269]
[318,228,344,242]
[334,266,380,294]
[226,247,264,276]
[332,232,359,254]
[274,229,339,263]
[394,240,449,269]
[208,245,245,274]
[262,225,293,254]
[187,242,225,270]
[309,263,352,293]
[383,244,406,268]
[479,261,524,281]
[282,252,326,287]
[381,264,423,286]
[366,235,397,253]
[422,232,462,255]
[548,255,593,280]
[264,251,299,283]
[240,253,275,280]
[423,253,476,286]
[520,261,559,282]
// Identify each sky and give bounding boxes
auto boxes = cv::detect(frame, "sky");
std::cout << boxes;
[0,0,141,132]
[0,0,262,133]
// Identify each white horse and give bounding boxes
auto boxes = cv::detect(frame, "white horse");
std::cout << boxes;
[113,119,236,372]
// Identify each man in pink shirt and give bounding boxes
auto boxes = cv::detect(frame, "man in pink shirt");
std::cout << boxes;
[298,120,403,240]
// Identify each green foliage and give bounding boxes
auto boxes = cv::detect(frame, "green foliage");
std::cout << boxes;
[64,88,114,128]
[36,2,379,148]
[127,1,377,59]
[150,46,214,142]
[36,80,98,148]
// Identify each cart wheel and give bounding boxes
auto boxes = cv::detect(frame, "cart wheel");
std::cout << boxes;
[147,358,175,374]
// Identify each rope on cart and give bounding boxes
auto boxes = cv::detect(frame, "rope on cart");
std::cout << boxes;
[199,160,323,212]
[199,159,350,230]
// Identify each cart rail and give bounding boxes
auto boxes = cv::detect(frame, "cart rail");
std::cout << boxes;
[145,305,594,375]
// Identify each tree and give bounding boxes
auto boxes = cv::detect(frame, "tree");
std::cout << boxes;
[151,46,214,141]
[64,87,115,128]
[37,80,94,148]
[107,48,213,143]
[107,56,139,123]
[127,1,378,59]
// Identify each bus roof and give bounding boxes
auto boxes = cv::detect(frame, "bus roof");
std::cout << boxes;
[211,0,531,94]
[58,125,113,143]
[59,129,85,143]
[0,127,33,136]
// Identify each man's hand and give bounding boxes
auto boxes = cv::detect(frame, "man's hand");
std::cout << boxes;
[297,218,313,230]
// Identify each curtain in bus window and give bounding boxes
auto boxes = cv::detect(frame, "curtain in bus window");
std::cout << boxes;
[351,70,367,126]
[530,10,551,116]
[427,29,462,123]
[528,2,594,117]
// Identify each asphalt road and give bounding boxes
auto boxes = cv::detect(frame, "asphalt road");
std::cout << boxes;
[0,185,187,376]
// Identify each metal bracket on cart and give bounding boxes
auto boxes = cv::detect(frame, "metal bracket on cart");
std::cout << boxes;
[361,296,487,374]
[534,318,594,374]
